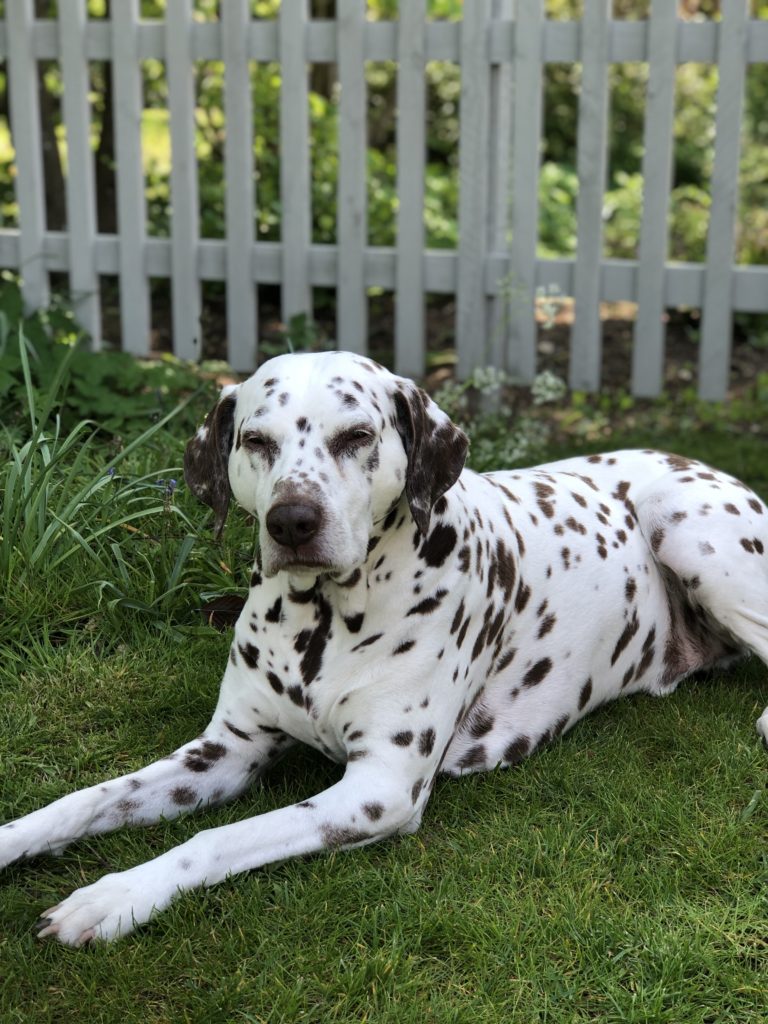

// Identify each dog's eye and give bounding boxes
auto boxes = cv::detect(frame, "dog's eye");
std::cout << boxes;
[328,426,375,459]
[242,431,279,461]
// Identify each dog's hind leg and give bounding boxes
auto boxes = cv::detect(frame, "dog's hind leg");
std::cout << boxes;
[634,470,768,744]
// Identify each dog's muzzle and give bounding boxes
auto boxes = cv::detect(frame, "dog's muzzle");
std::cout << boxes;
[266,502,322,550]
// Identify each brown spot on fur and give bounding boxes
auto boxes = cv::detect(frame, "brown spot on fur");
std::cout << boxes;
[457,744,487,770]
[238,642,260,670]
[393,639,416,655]
[494,648,517,674]
[352,633,383,651]
[419,523,458,567]
[610,609,640,666]
[287,685,304,706]
[171,786,197,806]
[320,825,371,848]
[537,614,557,639]
[666,454,693,471]
[267,672,284,694]
[578,678,592,710]
[344,612,365,634]
[468,708,495,738]
[503,735,531,764]
[407,590,448,616]
[534,481,556,519]
[565,516,587,535]
[523,658,552,687]
[225,721,252,741]
[514,580,531,613]
[392,730,413,746]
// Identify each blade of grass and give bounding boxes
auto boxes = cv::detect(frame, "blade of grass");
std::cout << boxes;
[163,533,197,595]
[46,504,183,572]
[109,540,133,588]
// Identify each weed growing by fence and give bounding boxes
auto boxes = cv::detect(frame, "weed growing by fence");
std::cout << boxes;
[0,277,203,436]
[0,325,255,643]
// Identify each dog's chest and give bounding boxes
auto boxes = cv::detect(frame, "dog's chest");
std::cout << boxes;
[231,574,416,756]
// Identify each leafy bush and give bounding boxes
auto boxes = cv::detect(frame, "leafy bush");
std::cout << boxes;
[538,162,578,258]
[0,277,203,437]
[0,326,249,638]
[434,366,566,473]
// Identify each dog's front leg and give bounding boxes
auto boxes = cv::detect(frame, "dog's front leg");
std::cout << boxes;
[35,758,422,946]
[0,717,294,870]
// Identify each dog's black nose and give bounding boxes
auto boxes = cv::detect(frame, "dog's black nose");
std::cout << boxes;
[266,503,321,549]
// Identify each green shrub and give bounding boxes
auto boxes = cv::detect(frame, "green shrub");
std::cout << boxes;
[0,326,248,638]
[0,277,202,437]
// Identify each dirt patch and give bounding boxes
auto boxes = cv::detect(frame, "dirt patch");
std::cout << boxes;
[126,284,767,409]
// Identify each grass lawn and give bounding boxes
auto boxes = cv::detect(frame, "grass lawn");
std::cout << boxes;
[1,385,767,1022]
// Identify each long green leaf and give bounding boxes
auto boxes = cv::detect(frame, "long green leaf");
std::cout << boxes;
[164,533,197,593]
[46,504,178,572]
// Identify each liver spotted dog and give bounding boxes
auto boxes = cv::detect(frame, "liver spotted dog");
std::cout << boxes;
[2,350,767,946]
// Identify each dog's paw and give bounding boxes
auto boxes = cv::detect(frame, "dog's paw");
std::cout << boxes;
[35,870,160,946]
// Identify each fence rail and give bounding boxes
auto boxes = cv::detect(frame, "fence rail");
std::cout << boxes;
[1,0,766,400]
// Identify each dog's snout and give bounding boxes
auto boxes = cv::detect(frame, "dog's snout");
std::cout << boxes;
[266,503,322,549]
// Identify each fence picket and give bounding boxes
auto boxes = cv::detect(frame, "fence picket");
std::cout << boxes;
[0,3,765,399]
[6,0,49,313]
[59,0,101,348]
[570,0,611,392]
[507,0,544,382]
[631,0,678,397]
[166,0,201,362]
[111,0,150,355]
[337,0,367,354]
[699,0,749,400]
[486,0,513,372]
[456,0,490,379]
[223,0,257,371]
[395,0,427,378]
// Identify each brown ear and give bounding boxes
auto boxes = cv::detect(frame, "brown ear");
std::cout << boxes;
[184,387,238,538]
[393,383,469,535]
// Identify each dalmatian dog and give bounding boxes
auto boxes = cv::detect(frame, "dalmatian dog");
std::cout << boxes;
[2,350,767,946]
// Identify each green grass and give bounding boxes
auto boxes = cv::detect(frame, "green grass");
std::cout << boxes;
[1,378,767,1023]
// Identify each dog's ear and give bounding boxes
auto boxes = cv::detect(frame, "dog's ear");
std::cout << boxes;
[392,382,469,535]
[184,385,238,538]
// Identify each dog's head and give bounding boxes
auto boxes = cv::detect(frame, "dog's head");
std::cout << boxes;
[184,352,468,578]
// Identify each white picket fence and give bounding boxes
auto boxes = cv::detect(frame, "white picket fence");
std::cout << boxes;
[0,0,767,399]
